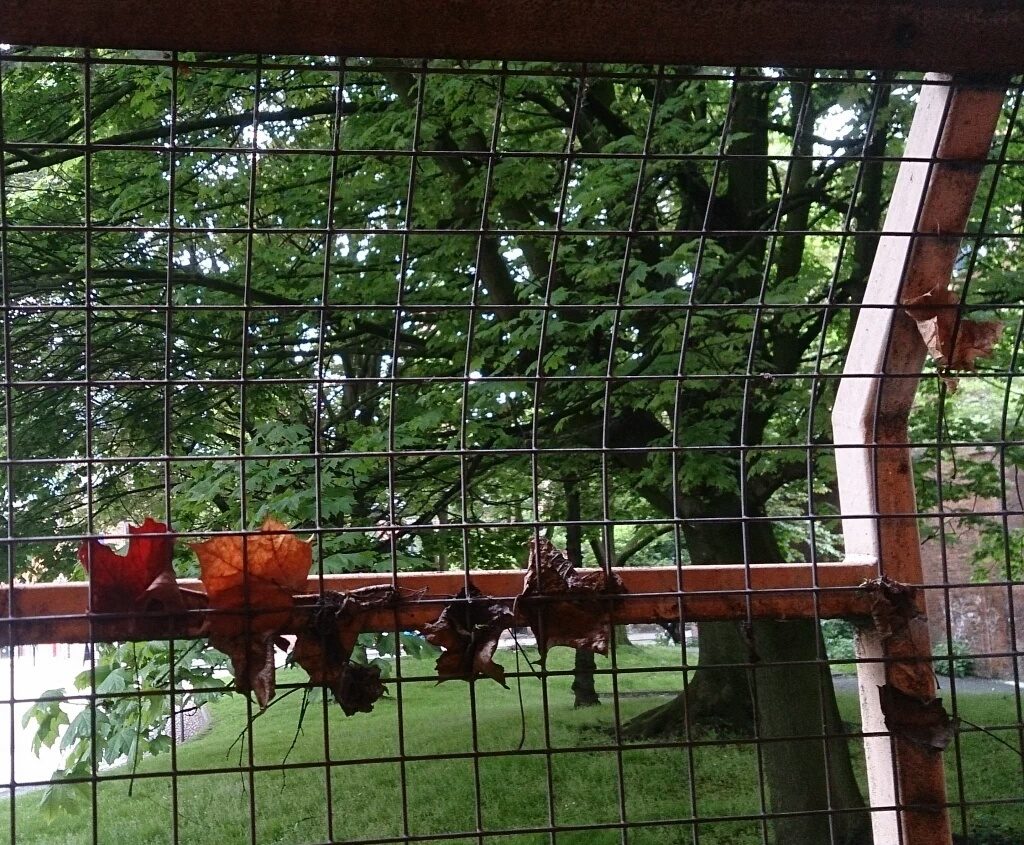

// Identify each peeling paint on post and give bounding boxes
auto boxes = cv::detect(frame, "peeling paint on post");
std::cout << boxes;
[834,74,1006,845]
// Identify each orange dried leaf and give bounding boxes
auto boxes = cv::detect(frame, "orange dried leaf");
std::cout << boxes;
[193,517,311,609]
[192,518,312,708]
[904,283,1002,387]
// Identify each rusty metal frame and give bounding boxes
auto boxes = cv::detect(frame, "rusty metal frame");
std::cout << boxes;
[0,562,877,645]
[0,1,1023,73]
[0,11,1019,845]
[833,74,1007,845]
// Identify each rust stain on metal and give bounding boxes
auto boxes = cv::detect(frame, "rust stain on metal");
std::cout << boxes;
[862,576,955,838]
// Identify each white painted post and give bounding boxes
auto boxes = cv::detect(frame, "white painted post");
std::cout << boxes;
[833,74,954,845]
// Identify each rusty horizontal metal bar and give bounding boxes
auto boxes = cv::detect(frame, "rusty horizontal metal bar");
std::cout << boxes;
[0,562,877,645]
[1,1,1022,73]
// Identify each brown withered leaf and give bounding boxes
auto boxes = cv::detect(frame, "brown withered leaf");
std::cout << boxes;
[862,575,918,639]
[192,518,312,709]
[422,584,514,686]
[879,684,955,751]
[291,586,398,716]
[519,537,626,656]
[904,282,1002,390]
[336,661,387,717]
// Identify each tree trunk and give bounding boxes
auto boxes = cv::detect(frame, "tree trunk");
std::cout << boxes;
[564,480,599,707]
[623,499,871,845]
[615,625,633,648]
[571,647,601,707]
[752,619,870,845]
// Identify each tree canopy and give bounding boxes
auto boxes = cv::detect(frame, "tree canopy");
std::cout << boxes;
[4,51,1023,844]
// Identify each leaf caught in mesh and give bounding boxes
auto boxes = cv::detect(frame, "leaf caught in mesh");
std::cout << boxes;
[879,684,955,751]
[904,282,1002,390]
[291,585,398,715]
[335,661,388,717]
[519,537,625,656]
[422,584,514,686]
[78,518,179,614]
[862,575,918,639]
[192,517,312,709]
[77,518,203,638]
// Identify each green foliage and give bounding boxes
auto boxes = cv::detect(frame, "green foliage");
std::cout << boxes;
[5,52,1023,821]
[22,641,228,818]
[1,58,935,579]
[932,639,974,678]
[821,619,857,663]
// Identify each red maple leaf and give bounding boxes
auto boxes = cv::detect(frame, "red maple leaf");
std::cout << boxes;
[78,518,177,614]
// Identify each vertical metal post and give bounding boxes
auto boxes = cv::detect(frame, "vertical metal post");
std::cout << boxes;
[834,74,1006,845]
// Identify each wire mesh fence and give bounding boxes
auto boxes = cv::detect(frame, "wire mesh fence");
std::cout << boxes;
[0,46,1021,845]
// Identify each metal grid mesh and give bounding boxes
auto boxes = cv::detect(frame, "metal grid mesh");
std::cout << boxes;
[0,49,1021,845]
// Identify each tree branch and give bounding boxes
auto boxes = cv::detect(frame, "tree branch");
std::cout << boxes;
[5,101,356,176]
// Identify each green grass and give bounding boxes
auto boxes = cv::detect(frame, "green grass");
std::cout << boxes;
[2,646,1022,845]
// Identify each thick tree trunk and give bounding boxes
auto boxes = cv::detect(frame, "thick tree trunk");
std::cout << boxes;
[621,618,753,737]
[623,500,871,845]
[615,625,633,648]
[752,619,870,845]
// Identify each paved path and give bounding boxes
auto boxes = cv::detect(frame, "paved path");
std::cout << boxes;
[831,673,1024,695]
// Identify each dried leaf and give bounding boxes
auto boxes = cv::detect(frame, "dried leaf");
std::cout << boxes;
[192,518,312,708]
[291,586,398,715]
[861,576,940,694]
[519,537,625,656]
[335,662,387,717]
[862,575,918,639]
[879,684,955,751]
[904,283,1002,389]
[422,584,514,686]
[78,517,179,614]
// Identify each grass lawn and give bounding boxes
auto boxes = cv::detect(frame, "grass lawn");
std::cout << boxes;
[2,645,1022,845]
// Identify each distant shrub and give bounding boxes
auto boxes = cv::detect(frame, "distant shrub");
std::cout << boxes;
[933,639,974,678]
[821,619,856,663]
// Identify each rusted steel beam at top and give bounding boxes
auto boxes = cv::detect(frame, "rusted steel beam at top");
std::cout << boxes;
[1,1,1023,73]
[0,562,877,645]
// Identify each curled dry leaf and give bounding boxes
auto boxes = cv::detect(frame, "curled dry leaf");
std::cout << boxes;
[192,518,312,709]
[78,518,201,638]
[904,283,1002,390]
[862,575,918,640]
[879,684,955,751]
[422,584,515,687]
[861,575,943,698]
[519,537,625,656]
[291,585,398,716]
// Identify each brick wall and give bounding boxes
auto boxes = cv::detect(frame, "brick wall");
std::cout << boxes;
[919,480,1024,680]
